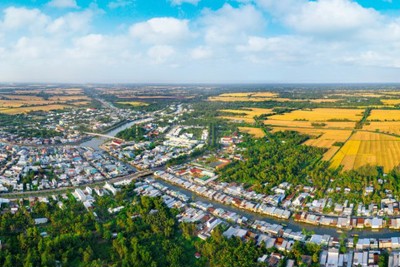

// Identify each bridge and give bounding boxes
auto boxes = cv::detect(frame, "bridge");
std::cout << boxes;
[84,132,124,141]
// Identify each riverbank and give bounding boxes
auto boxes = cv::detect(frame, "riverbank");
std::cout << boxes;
[152,174,400,239]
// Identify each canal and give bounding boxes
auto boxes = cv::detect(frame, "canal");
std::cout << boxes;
[154,178,400,239]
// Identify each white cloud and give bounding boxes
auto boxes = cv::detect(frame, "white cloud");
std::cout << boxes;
[47,0,78,9]
[285,0,380,34]
[190,46,212,59]
[3,2,400,83]
[0,7,50,32]
[170,0,200,6]
[47,10,94,35]
[147,45,175,63]
[130,17,191,45]
[108,0,135,9]
[201,4,265,45]
[257,0,380,35]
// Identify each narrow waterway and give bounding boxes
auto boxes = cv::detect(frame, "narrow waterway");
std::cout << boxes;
[154,178,400,239]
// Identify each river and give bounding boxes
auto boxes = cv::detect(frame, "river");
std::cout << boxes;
[81,120,137,150]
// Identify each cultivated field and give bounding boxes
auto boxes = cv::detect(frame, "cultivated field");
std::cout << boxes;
[363,121,400,136]
[270,126,352,160]
[238,127,265,138]
[264,119,356,129]
[367,110,400,121]
[381,99,400,106]
[48,95,89,101]
[219,92,278,98]
[0,104,71,114]
[268,108,364,122]
[220,108,274,123]
[117,101,149,107]
[0,88,90,113]
[330,131,400,171]
[209,94,337,103]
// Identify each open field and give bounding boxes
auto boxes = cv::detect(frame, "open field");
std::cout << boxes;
[0,100,62,108]
[0,95,44,101]
[0,88,90,112]
[48,95,89,101]
[308,99,341,103]
[330,131,400,171]
[363,121,400,135]
[71,101,90,106]
[219,92,278,98]
[238,127,265,138]
[381,99,400,106]
[268,108,364,122]
[13,88,84,95]
[220,108,274,123]
[209,95,338,103]
[367,109,400,121]
[271,127,351,148]
[322,147,341,161]
[271,126,352,160]
[117,101,149,107]
[264,119,356,129]
[0,104,71,114]
[209,96,275,102]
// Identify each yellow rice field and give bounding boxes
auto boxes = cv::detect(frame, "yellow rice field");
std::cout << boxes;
[322,147,341,161]
[381,99,400,106]
[363,121,400,135]
[238,127,266,138]
[270,127,352,148]
[368,110,400,121]
[268,108,364,122]
[117,101,149,107]
[330,131,400,171]
[271,126,352,160]
[0,104,71,114]
[264,119,356,129]
[219,92,278,98]
[220,108,274,123]
[48,95,89,101]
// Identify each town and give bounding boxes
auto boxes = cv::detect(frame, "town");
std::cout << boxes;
[3,85,400,266]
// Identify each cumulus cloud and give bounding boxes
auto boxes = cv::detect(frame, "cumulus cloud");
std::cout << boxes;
[256,0,380,35]
[200,4,265,45]
[285,0,380,34]
[0,7,50,32]
[147,45,175,63]
[190,46,212,59]
[108,0,135,9]
[130,17,191,45]
[2,1,400,82]
[47,0,78,9]
[170,0,200,6]
[47,10,94,35]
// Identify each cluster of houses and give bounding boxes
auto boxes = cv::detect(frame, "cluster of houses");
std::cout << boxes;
[155,170,292,219]
[104,123,208,169]
[0,144,132,192]
[153,168,400,231]
[0,107,135,146]
[123,177,400,267]
[72,182,120,210]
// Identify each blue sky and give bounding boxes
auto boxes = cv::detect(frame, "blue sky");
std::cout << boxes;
[0,0,400,83]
